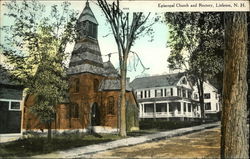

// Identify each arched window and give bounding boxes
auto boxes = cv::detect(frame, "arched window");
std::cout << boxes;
[93,79,99,92]
[71,103,79,118]
[73,78,80,93]
[107,96,115,115]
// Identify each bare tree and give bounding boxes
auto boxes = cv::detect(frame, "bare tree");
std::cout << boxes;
[97,0,154,136]
[221,12,249,158]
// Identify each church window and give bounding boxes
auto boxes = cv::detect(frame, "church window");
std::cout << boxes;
[74,78,80,93]
[182,89,186,98]
[108,96,115,114]
[71,103,79,118]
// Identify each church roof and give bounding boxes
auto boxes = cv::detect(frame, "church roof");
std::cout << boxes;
[67,2,103,75]
[130,73,185,89]
[103,61,119,77]
[99,79,132,91]
[78,1,98,25]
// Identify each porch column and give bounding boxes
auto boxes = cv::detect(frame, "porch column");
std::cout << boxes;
[153,102,156,120]
[191,104,193,117]
[139,104,142,118]
[142,104,144,118]
[166,103,169,116]
[180,102,184,116]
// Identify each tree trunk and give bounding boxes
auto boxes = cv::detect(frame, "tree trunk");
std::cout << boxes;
[47,122,52,142]
[120,63,127,137]
[197,78,205,121]
[221,12,249,158]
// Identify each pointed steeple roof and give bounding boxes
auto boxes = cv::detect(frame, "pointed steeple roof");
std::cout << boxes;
[67,1,104,75]
[78,0,98,25]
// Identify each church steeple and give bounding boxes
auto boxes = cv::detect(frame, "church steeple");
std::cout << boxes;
[67,1,104,75]
[76,0,98,40]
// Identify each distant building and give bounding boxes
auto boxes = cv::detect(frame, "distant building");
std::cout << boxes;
[130,73,201,120]
[130,73,221,121]
[193,82,221,120]
[0,66,25,142]
[23,1,139,133]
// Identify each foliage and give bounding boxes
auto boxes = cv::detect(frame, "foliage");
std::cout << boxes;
[0,133,122,157]
[165,12,224,119]
[139,120,203,130]
[0,0,77,139]
[165,12,223,80]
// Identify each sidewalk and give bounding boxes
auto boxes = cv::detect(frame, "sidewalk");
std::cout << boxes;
[32,122,220,158]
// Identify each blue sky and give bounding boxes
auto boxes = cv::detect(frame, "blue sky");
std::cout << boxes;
[0,0,171,81]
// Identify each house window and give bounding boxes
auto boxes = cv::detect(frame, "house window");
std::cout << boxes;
[204,93,211,99]
[71,103,79,118]
[216,103,218,110]
[108,96,115,114]
[0,100,21,111]
[164,89,167,97]
[156,89,161,97]
[177,88,181,96]
[93,79,99,92]
[141,91,143,99]
[170,88,173,96]
[73,78,80,93]
[188,103,191,112]
[182,89,186,98]
[0,101,9,111]
[161,89,163,97]
[188,91,192,98]
[148,90,151,98]
[10,102,20,110]
[184,102,186,112]
[144,90,147,98]
[205,103,211,110]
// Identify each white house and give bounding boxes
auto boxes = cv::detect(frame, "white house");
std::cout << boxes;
[130,73,201,120]
[193,82,221,119]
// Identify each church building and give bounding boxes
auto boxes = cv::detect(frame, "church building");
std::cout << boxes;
[23,1,139,133]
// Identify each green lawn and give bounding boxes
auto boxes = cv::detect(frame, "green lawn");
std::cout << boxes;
[0,133,123,157]
[0,120,214,157]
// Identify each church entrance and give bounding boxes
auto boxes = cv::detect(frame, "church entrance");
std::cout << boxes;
[91,103,100,126]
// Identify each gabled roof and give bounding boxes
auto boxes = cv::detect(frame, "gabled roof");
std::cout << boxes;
[99,78,132,91]
[78,1,98,25]
[103,61,119,77]
[130,73,185,89]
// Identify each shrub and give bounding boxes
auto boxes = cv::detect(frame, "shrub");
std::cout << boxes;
[139,120,202,130]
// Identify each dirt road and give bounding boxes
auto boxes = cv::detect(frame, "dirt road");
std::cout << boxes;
[89,128,221,158]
